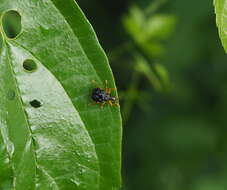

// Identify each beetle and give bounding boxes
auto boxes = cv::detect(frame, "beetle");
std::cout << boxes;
[91,80,119,107]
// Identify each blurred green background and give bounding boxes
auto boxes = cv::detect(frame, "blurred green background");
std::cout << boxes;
[77,0,227,190]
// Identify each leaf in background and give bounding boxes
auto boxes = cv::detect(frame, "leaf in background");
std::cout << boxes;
[123,6,176,57]
[214,0,227,52]
[123,6,145,43]
[134,54,162,90]
[145,14,176,40]
[0,0,122,190]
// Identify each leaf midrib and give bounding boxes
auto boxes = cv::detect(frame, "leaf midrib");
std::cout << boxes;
[3,39,38,189]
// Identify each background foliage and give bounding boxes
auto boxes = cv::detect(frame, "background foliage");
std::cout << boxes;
[78,0,227,189]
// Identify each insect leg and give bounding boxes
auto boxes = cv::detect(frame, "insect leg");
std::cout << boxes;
[108,100,113,106]
[91,80,100,88]
[100,102,106,108]
[105,80,108,88]
[89,102,99,106]
[104,80,113,94]
[113,102,120,107]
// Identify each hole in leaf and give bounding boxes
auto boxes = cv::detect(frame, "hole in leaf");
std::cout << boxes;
[23,59,37,72]
[2,10,22,39]
[7,90,16,100]
[30,100,42,108]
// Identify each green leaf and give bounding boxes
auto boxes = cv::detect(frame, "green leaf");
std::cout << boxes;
[214,0,227,52]
[0,0,122,190]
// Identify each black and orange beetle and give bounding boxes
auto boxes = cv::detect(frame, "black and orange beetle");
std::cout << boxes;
[91,80,119,107]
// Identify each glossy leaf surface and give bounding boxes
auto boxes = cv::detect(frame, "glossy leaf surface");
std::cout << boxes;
[214,0,227,52]
[0,0,122,189]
